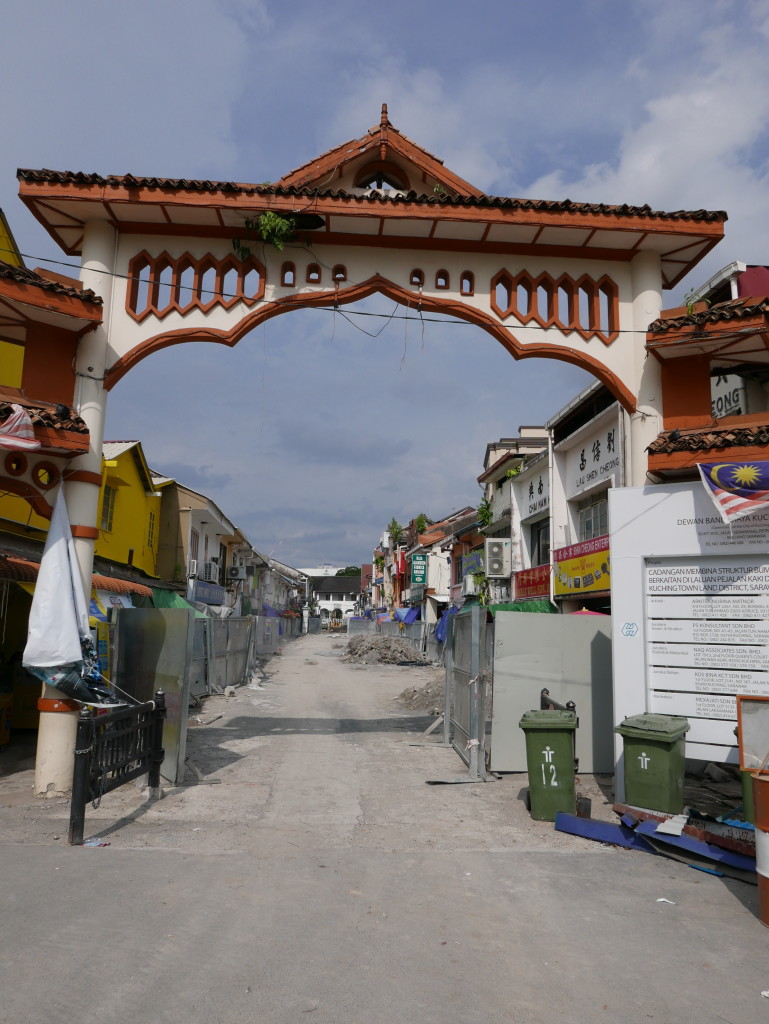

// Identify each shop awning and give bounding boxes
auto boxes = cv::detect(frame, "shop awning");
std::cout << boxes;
[0,554,153,596]
[151,587,206,618]
[489,599,557,615]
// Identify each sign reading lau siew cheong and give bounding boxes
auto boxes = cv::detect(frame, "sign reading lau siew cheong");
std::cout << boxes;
[411,553,427,585]
[553,535,610,596]
[565,418,622,498]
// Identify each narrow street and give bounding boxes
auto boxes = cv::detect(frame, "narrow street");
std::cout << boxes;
[1,634,767,1024]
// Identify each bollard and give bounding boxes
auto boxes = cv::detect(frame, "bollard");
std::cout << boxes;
[68,707,94,846]
[147,689,166,793]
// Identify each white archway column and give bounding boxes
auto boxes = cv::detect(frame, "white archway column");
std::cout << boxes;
[69,219,116,591]
[628,251,663,487]
[34,219,116,797]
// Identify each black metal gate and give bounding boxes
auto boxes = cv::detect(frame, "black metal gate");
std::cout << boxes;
[68,690,166,845]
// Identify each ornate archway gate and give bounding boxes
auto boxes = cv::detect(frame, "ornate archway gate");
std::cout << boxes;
[18,107,724,789]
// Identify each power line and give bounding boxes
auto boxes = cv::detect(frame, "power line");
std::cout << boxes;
[1,243,696,337]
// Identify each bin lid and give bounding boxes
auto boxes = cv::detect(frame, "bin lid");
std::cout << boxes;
[519,709,577,731]
[614,713,689,740]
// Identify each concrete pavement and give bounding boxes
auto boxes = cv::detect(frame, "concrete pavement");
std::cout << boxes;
[0,633,767,1023]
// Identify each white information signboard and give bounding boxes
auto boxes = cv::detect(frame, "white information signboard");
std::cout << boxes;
[609,482,769,786]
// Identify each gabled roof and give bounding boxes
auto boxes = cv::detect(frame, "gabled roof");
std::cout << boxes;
[103,440,155,493]
[416,506,477,547]
[276,104,484,197]
[17,107,726,289]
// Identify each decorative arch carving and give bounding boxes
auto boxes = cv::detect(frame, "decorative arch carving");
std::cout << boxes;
[105,274,637,411]
[127,250,265,322]
[490,268,619,345]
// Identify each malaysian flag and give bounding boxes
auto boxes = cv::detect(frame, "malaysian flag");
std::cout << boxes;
[697,461,769,523]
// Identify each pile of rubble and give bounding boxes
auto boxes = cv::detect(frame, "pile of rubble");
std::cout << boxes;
[398,669,446,713]
[342,634,429,666]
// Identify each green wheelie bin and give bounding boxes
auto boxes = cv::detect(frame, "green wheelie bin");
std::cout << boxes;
[519,709,577,821]
[615,714,689,813]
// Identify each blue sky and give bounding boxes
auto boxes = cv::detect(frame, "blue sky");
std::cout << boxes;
[3,0,769,567]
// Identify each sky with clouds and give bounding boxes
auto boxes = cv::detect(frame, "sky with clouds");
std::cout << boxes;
[3,0,769,568]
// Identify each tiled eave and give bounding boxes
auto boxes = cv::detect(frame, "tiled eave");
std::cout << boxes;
[648,425,769,473]
[647,298,769,360]
[0,554,154,596]
[0,261,102,326]
[1,394,90,456]
[18,170,726,289]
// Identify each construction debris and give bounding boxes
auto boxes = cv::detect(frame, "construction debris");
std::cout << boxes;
[398,669,446,713]
[342,635,430,666]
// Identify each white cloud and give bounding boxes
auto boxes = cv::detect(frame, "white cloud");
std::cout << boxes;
[5,0,769,563]
[526,1,769,291]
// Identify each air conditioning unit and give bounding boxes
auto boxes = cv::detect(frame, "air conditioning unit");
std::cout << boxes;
[228,565,247,580]
[485,538,512,578]
[187,559,198,578]
[200,561,220,582]
[461,574,477,596]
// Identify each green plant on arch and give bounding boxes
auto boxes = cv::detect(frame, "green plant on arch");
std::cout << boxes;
[233,211,296,259]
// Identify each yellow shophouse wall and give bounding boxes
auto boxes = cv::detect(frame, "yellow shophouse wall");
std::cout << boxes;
[96,443,161,577]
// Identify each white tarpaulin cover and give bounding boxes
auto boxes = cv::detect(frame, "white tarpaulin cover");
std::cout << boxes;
[23,487,88,667]
[0,403,41,451]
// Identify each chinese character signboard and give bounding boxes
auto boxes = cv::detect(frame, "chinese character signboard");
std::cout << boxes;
[553,535,610,596]
[515,564,550,600]
[514,469,550,520]
[411,553,428,586]
[565,416,622,498]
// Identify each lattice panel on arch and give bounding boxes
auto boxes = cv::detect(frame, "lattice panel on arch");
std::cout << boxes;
[490,269,619,345]
[126,251,265,322]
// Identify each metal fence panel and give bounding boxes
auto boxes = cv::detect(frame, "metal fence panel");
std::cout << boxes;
[189,618,208,697]
[425,635,442,663]
[308,617,321,634]
[448,604,490,775]
[347,618,376,636]
[113,607,195,785]
[400,621,426,654]
[224,617,252,687]
[255,616,279,656]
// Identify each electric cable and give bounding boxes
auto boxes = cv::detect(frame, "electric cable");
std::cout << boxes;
[0,243,740,343]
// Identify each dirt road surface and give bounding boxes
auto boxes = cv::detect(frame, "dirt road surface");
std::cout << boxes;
[0,633,767,1024]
